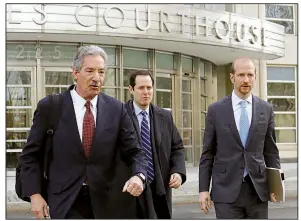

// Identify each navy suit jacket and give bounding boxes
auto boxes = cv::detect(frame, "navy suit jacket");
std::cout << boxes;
[19,85,147,218]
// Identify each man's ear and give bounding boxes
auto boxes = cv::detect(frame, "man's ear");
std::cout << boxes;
[72,68,78,82]
[230,73,235,84]
[128,85,134,93]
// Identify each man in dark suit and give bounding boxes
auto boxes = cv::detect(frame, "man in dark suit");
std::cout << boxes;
[123,70,186,219]
[19,45,147,219]
[198,57,280,219]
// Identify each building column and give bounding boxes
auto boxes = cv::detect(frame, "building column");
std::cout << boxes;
[193,57,201,166]
[259,60,268,101]
[258,4,268,101]
[174,53,183,131]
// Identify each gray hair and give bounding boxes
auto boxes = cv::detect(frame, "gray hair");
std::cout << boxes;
[72,45,108,72]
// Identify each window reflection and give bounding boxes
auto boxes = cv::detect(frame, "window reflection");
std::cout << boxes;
[6,109,32,128]
[275,130,296,143]
[265,4,293,19]
[6,71,31,85]
[6,152,21,168]
[156,91,171,109]
[268,98,295,111]
[45,71,74,85]
[6,87,31,106]
[267,83,295,96]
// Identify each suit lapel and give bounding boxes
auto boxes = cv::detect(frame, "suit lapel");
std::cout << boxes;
[90,93,108,157]
[224,95,244,147]
[125,100,141,140]
[150,104,162,154]
[62,86,85,156]
[245,95,260,148]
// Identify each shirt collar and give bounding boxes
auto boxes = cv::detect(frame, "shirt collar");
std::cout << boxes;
[232,90,252,107]
[133,101,150,117]
[71,86,98,108]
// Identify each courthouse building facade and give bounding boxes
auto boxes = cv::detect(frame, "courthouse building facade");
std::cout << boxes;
[6,4,297,168]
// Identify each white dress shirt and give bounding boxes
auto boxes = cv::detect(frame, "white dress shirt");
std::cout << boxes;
[133,101,150,131]
[70,87,98,142]
[231,90,252,132]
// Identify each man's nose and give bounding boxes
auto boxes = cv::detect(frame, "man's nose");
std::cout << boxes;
[92,71,101,80]
[243,75,249,83]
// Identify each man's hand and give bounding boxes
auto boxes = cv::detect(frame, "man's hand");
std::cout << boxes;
[169,173,182,189]
[30,194,49,219]
[122,175,144,197]
[270,192,279,203]
[199,191,212,214]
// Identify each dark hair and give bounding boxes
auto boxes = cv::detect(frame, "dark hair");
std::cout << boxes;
[129,70,154,88]
[230,58,256,75]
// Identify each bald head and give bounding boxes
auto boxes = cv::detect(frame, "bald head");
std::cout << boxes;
[231,57,256,75]
[230,57,256,99]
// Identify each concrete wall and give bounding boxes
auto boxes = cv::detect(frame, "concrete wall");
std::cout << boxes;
[267,35,298,65]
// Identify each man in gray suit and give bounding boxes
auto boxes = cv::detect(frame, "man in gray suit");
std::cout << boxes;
[198,57,280,219]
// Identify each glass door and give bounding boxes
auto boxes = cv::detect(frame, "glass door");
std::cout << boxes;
[155,73,175,113]
[6,67,36,169]
[40,67,74,100]
[182,77,194,165]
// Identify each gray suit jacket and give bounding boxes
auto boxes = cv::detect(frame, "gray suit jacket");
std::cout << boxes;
[199,94,280,203]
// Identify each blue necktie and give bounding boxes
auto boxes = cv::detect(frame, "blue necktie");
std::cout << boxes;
[140,111,154,182]
[239,100,250,177]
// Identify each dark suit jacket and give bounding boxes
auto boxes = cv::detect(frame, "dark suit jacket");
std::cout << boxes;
[123,100,187,218]
[19,85,147,219]
[199,94,280,203]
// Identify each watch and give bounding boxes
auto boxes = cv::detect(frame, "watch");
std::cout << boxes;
[135,173,146,184]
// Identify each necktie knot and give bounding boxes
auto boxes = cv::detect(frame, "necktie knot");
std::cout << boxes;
[240,100,248,108]
[140,110,147,117]
[85,101,91,110]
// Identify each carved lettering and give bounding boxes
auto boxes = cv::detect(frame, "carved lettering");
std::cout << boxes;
[215,19,230,39]
[75,5,94,27]
[177,13,187,34]
[136,8,151,31]
[33,4,47,25]
[160,11,171,32]
[35,45,43,59]
[104,6,125,29]
[235,21,245,42]
[249,26,259,44]
[261,27,269,47]
[52,46,61,59]
[195,16,208,36]
[16,45,25,59]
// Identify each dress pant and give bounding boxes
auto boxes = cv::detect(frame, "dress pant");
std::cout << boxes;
[214,175,268,219]
[65,185,95,219]
[151,181,170,219]
[137,180,170,219]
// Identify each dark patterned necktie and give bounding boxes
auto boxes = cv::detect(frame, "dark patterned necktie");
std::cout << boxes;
[82,101,95,158]
[140,111,154,182]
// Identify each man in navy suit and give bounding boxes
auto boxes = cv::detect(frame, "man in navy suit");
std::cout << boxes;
[19,45,148,219]
[198,57,280,219]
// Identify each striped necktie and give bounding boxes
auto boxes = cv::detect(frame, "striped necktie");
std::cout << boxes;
[140,111,155,182]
